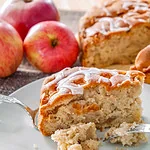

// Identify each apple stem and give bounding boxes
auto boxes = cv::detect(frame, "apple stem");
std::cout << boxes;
[51,39,58,47]
[24,0,32,3]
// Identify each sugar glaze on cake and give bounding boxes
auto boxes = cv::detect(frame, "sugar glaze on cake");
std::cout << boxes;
[83,0,150,36]
[41,67,143,107]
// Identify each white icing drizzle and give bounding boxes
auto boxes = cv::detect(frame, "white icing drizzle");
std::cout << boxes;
[98,76,110,83]
[57,68,106,95]
[101,17,129,34]
[44,68,133,97]
[110,74,130,86]
[44,67,70,90]
[123,11,148,23]
[86,17,130,36]
[122,0,149,12]
[85,0,150,36]
[103,7,112,16]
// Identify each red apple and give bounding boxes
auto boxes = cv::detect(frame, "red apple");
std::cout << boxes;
[0,21,23,77]
[24,21,79,73]
[0,0,59,40]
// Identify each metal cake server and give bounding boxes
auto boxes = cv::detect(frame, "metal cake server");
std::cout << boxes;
[103,123,150,142]
[0,94,39,130]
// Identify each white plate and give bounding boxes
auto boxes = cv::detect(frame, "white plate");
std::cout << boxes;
[0,78,150,150]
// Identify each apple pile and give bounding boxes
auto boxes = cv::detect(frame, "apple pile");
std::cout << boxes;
[0,0,79,77]
[0,0,60,40]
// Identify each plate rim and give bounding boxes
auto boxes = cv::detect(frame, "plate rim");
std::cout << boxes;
[9,77,45,97]
[2,77,150,150]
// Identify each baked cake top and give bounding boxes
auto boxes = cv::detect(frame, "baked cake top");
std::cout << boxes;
[79,0,150,37]
[40,67,144,111]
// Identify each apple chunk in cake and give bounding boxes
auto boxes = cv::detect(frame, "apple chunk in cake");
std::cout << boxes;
[38,67,145,136]
[104,122,148,146]
[51,122,100,150]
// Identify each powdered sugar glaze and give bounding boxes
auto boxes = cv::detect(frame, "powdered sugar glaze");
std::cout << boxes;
[42,67,142,101]
[86,0,150,36]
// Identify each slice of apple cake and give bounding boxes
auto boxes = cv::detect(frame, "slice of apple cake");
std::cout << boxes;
[51,122,100,150]
[38,67,145,136]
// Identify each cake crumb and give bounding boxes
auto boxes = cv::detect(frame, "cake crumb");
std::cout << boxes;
[51,122,100,150]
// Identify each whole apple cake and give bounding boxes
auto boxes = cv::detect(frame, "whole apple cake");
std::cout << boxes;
[51,122,100,150]
[79,0,150,68]
[38,67,145,136]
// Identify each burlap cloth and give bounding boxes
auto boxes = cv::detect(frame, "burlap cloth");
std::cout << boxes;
[0,10,85,95]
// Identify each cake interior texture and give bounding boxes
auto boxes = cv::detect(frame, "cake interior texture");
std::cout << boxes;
[38,67,145,136]
[51,122,100,150]
[81,24,150,68]
[104,122,148,146]
[79,0,150,68]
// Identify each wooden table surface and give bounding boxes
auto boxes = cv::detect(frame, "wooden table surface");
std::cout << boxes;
[0,0,98,11]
